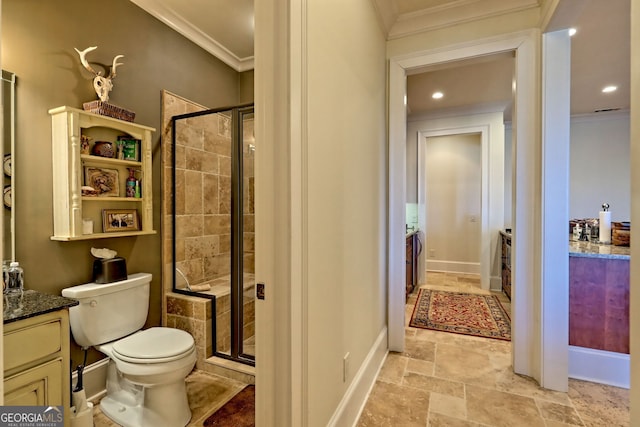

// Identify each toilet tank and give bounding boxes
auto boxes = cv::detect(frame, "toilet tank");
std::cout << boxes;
[61,272,152,348]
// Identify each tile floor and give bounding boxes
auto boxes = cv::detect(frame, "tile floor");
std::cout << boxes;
[357,271,630,427]
[92,370,248,427]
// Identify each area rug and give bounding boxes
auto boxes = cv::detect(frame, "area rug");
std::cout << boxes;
[203,385,255,426]
[409,289,511,341]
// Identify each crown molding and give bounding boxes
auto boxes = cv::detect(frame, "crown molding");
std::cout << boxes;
[130,0,254,72]
[388,0,540,40]
[370,0,398,37]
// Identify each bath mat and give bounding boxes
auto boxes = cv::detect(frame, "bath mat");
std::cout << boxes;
[409,289,511,341]
[203,384,255,426]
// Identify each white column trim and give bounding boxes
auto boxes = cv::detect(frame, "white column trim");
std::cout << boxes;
[388,60,408,352]
[540,29,571,391]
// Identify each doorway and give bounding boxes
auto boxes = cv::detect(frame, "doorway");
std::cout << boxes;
[423,133,482,276]
[389,29,570,391]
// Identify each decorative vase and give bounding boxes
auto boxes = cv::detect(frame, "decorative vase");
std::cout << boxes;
[92,141,115,158]
[126,168,136,198]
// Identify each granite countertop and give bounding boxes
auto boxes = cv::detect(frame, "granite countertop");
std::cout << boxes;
[569,237,630,260]
[3,289,78,324]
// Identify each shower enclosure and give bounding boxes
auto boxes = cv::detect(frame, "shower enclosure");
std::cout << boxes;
[171,104,255,365]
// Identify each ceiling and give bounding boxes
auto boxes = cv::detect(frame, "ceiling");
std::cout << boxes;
[130,0,630,119]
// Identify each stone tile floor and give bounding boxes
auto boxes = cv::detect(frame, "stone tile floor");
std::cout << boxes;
[357,271,630,427]
[92,370,247,427]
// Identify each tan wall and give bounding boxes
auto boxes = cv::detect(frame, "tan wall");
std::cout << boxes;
[2,0,250,365]
[305,0,388,424]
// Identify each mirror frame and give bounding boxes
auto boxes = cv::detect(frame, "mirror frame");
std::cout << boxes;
[2,70,16,262]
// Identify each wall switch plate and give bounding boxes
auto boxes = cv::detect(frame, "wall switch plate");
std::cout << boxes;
[257,283,265,300]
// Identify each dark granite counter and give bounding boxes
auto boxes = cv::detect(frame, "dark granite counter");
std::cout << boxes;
[569,236,630,260]
[3,289,78,324]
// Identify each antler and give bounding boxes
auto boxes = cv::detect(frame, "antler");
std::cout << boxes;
[109,55,125,79]
[74,46,99,75]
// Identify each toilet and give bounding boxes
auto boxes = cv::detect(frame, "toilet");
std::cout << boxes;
[62,273,196,427]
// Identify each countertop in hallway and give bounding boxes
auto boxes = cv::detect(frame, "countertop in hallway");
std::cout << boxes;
[569,236,630,259]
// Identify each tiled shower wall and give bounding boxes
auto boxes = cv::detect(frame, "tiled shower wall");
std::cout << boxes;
[162,91,212,366]
[161,91,255,365]
[173,111,233,286]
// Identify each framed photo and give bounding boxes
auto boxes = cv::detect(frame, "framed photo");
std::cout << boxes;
[84,167,119,197]
[117,137,140,161]
[102,209,139,232]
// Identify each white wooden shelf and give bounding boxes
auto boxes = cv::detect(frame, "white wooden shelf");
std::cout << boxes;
[49,106,156,240]
[50,230,157,241]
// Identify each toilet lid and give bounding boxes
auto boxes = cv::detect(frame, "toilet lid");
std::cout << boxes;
[112,327,194,360]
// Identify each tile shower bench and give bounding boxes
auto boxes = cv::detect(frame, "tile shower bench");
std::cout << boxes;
[569,239,630,354]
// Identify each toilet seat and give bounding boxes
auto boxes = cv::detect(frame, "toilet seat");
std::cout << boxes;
[112,327,195,364]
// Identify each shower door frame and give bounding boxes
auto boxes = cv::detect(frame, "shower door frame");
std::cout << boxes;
[171,103,255,366]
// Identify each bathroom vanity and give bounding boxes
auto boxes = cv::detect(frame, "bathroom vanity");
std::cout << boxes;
[500,230,512,299]
[569,239,630,354]
[3,291,78,426]
[406,231,419,300]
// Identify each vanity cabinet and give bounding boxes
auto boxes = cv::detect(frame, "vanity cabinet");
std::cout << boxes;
[501,231,512,300]
[49,106,156,240]
[406,233,419,300]
[4,309,71,426]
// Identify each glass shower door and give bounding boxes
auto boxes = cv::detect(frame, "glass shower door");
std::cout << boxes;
[171,104,254,365]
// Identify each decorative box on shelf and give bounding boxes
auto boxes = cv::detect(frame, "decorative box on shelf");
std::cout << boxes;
[83,100,135,122]
[49,106,155,241]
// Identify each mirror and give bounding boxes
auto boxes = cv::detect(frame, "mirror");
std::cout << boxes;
[2,70,16,262]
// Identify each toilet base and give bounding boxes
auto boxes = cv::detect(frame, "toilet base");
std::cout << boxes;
[100,362,192,427]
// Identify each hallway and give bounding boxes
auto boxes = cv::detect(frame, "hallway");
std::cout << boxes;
[357,272,629,426]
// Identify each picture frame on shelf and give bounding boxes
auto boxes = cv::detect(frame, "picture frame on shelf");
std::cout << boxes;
[84,166,120,197]
[117,136,140,161]
[102,209,139,232]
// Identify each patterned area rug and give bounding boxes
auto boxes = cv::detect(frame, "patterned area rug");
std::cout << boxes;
[409,289,511,341]
[203,385,255,426]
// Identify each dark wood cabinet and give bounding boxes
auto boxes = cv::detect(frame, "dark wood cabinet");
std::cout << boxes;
[501,231,512,300]
[406,233,420,301]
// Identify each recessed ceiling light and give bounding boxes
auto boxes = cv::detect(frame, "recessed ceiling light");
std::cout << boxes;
[568,28,577,36]
[432,92,444,99]
[602,85,618,93]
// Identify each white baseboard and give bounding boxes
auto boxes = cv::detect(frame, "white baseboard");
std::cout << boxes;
[71,358,110,403]
[489,276,502,292]
[568,345,629,389]
[426,260,480,275]
[327,327,388,427]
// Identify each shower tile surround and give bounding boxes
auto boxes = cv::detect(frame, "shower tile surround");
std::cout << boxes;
[161,91,255,377]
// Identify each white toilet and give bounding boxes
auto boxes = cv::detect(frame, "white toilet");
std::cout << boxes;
[62,272,196,427]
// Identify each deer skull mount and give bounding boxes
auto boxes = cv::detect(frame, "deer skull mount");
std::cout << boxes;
[74,46,124,103]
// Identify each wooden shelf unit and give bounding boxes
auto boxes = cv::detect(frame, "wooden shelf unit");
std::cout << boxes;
[49,106,156,240]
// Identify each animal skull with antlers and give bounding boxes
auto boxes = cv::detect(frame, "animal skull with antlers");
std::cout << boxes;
[75,46,124,103]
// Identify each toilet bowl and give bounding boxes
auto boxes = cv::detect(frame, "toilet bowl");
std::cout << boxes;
[97,328,196,427]
[61,273,197,427]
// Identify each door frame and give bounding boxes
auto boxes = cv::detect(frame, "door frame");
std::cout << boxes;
[415,115,505,290]
[388,29,554,385]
